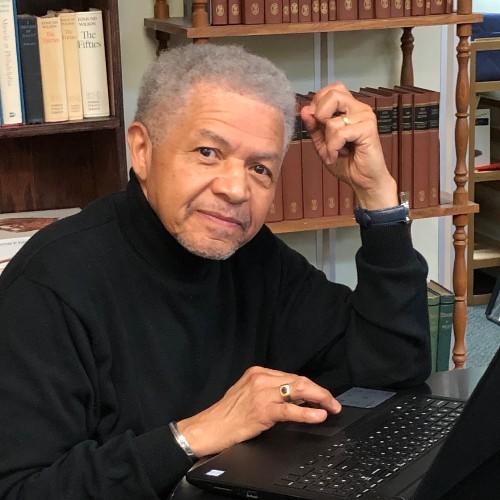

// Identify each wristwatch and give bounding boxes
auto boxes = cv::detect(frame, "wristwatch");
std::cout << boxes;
[354,193,410,228]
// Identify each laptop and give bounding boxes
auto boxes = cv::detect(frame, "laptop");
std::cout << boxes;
[187,346,500,499]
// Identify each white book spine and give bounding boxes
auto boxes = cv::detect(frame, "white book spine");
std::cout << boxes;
[76,10,110,118]
[59,12,83,121]
[0,0,23,125]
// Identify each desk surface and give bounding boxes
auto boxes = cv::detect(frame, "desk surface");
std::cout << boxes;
[170,367,486,500]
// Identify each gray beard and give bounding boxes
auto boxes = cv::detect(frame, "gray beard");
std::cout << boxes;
[175,233,239,261]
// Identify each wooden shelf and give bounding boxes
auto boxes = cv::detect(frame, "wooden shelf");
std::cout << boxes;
[144,13,483,39]
[267,201,479,234]
[473,81,500,93]
[0,117,121,139]
[473,169,500,182]
[469,292,491,306]
[472,234,500,269]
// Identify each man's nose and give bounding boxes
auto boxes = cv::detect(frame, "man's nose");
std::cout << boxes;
[211,160,250,204]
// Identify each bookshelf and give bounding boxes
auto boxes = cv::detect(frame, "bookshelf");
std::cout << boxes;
[467,37,500,306]
[146,0,481,369]
[0,0,127,214]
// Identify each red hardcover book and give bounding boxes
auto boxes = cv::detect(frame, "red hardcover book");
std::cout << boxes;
[265,0,283,22]
[412,0,425,15]
[430,0,445,14]
[265,174,284,222]
[445,0,452,13]
[211,0,228,24]
[282,104,304,220]
[359,0,374,19]
[290,0,299,20]
[282,0,291,21]
[425,0,431,14]
[323,166,339,216]
[228,0,242,23]
[337,0,358,20]
[242,0,265,23]
[395,86,429,208]
[363,87,399,186]
[406,86,440,207]
[391,0,404,17]
[359,89,394,183]
[404,0,411,16]
[375,0,390,18]
[299,0,312,21]
[381,86,414,207]
[297,95,323,218]
[320,0,329,20]
[339,178,355,215]
[311,0,321,21]
[328,0,337,20]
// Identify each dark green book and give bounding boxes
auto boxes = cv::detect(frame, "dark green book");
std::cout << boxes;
[429,280,455,372]
[427,287,440,372]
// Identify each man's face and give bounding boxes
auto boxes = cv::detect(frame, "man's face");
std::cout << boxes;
[132,84,285,260]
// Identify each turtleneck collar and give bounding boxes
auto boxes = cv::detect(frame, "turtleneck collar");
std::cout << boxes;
[115,170,220,282]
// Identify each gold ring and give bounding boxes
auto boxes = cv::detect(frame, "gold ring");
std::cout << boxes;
[342,115,350,126]
[279,383,292,403]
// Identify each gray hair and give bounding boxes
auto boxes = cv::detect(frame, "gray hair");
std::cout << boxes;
[134,43,296,150]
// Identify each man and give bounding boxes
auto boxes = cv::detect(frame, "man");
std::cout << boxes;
[0,44,430,499]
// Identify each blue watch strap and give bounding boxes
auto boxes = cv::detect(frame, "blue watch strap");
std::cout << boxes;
[354,203,410,228]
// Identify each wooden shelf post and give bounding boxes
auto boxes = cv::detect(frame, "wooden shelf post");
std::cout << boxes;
[400,27,414,86]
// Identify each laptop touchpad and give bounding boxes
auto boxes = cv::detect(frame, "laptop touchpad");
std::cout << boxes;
[282,406,369,437]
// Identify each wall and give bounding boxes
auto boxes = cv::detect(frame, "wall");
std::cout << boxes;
[118,2,443,289]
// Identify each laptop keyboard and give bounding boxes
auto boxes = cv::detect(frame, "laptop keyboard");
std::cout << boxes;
[274,395,464,498]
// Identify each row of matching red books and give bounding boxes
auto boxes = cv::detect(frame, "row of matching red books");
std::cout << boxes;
[265,85,440,223]
[210,0,452,26]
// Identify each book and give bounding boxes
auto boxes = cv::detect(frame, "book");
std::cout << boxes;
[37,15,68,123]
[59,12,84,120]
[374,0,390,18]
[211,0,228,24]
[75,10,110,118]
[320,0,329,20]
[430,0,445,14]
[265,175,284,222]
[337,0,358,19]
[428,280,455,372]
[359,89,394,182]
[411,0,425,15]
[17,14,44,124]
[323,166,339,216]
[311,0,320,21]
[290,0,299,21]
[391,0,403,17]
[382,86,414,207]
[282,0,290,20]
[425,0,430,15]
[265,0,282,23]
[427,287,440,372]
[359,0,374,19]
[328,0,337,20]
[0,208,80,275]
[445,0,451,14]
[242,0,265,23]
[404,0,411,16]
[0,0,24,125]
[228,0,242,22]
[282,108,303,220]
[299,0,312,22]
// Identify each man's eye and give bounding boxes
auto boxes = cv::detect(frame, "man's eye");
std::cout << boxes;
[253,164,272,177]
[198,147,217,158]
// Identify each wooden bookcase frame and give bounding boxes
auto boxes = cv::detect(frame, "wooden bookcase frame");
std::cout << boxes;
[145,0,482,369]
[0,0,127,213]
[467,37,500,306]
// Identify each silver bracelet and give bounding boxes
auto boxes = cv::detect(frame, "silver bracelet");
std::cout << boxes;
[169,421,197,462]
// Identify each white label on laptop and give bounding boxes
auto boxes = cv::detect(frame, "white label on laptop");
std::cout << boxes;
[205,469,226,477]
[337,387,396,408]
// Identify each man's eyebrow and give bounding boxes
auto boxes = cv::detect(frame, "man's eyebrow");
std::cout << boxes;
[196,129,282,164]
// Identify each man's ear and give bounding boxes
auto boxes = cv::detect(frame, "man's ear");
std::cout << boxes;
[127,121,153,184]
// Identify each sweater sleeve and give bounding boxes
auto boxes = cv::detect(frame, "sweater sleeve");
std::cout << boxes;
[0,276,191,500]
[269,223,431,392]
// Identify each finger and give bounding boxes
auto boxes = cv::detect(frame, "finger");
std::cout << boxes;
[270,401,329,424]
[267,377,342,414]
[313,88,371,125]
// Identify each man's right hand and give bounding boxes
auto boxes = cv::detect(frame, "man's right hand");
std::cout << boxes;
[176,366,342,458]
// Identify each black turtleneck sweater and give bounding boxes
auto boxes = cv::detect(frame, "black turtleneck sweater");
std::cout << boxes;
[0,174,430,499]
